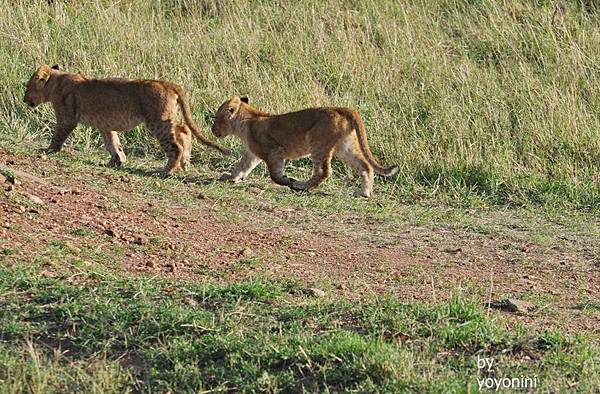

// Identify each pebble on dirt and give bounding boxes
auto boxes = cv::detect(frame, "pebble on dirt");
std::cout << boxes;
[239,247,254,258]
[491,298,535,315]
[505,298,535,314]
[26,193,44,206]
[309,288,326,298]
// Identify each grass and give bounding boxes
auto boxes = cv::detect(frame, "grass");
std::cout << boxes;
[2,142,600,392]
[1,0,600,208]
[0,263,598,393]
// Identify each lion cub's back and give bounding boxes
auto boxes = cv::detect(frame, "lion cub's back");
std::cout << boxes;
[76,78,165,131]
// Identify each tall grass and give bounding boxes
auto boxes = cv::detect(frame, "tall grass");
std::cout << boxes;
[1,0,599,207]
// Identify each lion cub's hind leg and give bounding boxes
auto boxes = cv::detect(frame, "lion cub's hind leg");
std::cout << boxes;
[175,124,192,171]
[335,135,374,198]
[147,120,184,177]
[101,130,127,167]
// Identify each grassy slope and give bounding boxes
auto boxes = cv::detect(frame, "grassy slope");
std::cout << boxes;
[1,135,599,393]
[1,0,600,207]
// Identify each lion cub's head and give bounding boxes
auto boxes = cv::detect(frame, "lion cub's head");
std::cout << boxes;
[211,95,249,138]
[23,64,59,108]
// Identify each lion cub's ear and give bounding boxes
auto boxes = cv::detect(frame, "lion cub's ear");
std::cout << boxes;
[36,65,51,82]
[240,96,249,104]
[51,64,60,70]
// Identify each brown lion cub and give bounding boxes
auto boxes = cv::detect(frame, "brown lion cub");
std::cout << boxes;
[23,64,230,176]
[211,96,398,197]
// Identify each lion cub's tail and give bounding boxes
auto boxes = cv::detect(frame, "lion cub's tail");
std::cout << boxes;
[174,87,231,156]
[350,112,399,177]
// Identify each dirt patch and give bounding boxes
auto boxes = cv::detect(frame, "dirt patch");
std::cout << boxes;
[1,149,599,338]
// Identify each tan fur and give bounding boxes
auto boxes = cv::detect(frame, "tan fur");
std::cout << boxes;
[174,124,192,171]
[211,96,398,197]
[23,64,229,176]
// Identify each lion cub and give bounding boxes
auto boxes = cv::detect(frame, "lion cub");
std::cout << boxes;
[23,64,229,176]
[211,96,398,197]
[174,124,193,171]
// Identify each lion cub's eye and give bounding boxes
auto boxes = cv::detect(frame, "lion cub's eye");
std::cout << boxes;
[228,107,234,113]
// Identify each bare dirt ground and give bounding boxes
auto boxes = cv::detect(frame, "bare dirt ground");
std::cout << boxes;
[1,149,599,338]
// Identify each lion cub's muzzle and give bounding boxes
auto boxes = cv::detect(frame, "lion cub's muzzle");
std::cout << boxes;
[23,97,37,108]
[211,125,224,138]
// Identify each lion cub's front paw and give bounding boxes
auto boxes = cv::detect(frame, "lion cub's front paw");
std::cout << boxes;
[290,181,308,191]
[43,146,61,154]
[107,157,125,168]
[353,189,371,198]
[219,173,243,183]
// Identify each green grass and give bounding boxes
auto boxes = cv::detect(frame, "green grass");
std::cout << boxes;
[0,263,598,393]
[1,0,600,208]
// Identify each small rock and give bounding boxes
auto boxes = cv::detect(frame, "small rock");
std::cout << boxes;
[239,247,254,258]
[133,236,146,246]
[506,298,534,314]
[495,298,535,314]
[306,250,317,257]
[443,247,462,254]
[26,194,44,205]
[7,176,21,186]
[309,288,326,298]
[248,187,263,195]
[183,297,198,307]
[146,261,156,269]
